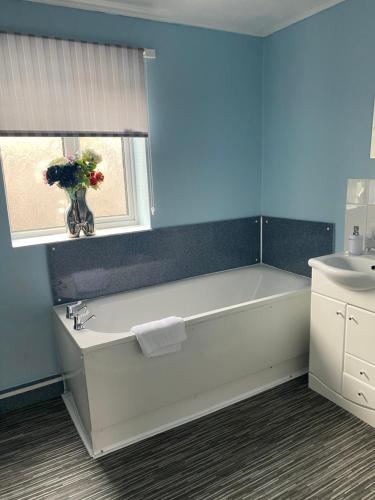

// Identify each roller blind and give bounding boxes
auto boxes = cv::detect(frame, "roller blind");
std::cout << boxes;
[0,33,149,136]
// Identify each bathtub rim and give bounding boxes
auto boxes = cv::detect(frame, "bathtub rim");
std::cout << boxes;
[54,284,311,354]
[57,263,309,309]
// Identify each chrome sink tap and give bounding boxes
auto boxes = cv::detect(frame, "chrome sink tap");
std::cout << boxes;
[66,301,87,319]
[74,313,96,331]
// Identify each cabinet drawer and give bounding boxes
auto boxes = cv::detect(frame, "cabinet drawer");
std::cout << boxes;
[344,354,375,388]
[342,373,375,410]
[346,305,375,365]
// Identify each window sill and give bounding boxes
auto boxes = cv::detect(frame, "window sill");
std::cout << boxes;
[11,224,152,248]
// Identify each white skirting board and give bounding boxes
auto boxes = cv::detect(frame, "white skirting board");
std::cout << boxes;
[0,376,63,400]
[63,363,308,459]
[309,374,375,427]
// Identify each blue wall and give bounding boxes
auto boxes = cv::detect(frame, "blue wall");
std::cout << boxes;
[262,0,375,250]
[0,0,262,391]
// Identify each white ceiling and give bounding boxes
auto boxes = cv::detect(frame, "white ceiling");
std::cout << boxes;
[27,0,346,37]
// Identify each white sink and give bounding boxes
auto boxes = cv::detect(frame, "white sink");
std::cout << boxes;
[308,253,375,291]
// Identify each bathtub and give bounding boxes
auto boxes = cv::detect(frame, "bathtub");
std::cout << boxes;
[54,264,311,457]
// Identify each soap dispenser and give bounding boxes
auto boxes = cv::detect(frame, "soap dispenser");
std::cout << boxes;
[348,226,363,255]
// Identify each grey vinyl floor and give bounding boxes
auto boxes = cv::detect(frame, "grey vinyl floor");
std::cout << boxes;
[0,376,374,500]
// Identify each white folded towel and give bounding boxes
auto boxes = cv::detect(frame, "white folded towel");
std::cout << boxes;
[131,316,187,358]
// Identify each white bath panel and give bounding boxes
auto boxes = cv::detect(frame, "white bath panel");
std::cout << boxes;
[64,360,308,458]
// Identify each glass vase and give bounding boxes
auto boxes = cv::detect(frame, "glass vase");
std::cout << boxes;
[65,188,95,238]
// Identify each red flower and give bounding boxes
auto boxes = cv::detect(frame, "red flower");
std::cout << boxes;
[87,170,104,186]
[89,175,98,186]
[96,172,104,182]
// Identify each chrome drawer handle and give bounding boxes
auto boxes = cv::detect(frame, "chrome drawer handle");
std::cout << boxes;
[360,371,369,380]
[358,392,368,402]
[336,311,345,318]
[349,316,358,324]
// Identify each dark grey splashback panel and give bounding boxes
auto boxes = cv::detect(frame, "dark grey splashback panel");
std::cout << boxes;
[48,217,260,304]
[262,216,335,277]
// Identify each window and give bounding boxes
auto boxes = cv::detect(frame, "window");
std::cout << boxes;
[0,135,150,245]
[0,33,154,247]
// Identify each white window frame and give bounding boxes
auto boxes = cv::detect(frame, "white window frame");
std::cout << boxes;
[3,136,143,242]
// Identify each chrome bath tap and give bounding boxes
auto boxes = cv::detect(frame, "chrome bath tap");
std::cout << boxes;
[74,313,96,331]
[66,301,87,319]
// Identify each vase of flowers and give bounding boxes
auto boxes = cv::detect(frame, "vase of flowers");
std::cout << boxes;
[44,149,104,238]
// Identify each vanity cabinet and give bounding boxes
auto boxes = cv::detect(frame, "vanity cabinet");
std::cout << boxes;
[309,273,375,428]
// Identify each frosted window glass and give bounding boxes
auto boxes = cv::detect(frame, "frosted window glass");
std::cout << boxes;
[79,137,129,218]
[0,137,66,232]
